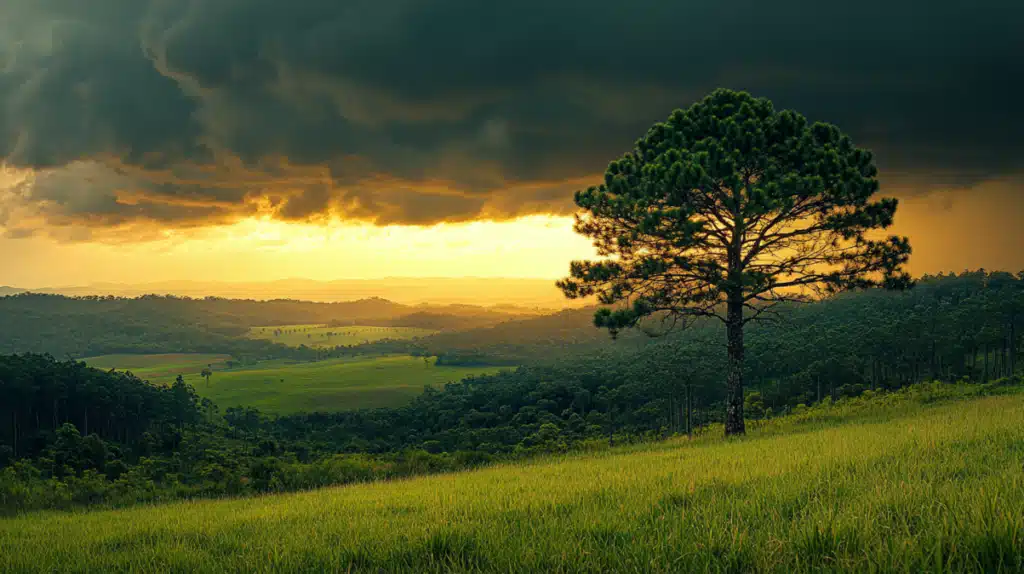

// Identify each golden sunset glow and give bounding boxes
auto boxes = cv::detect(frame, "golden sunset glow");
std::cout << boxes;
[1,177,1020,290]
[0,215,598,287]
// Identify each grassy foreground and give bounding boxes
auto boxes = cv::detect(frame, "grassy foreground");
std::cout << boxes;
[247,324,436,348]
[1,389,1022,572]
[185,355,504,413]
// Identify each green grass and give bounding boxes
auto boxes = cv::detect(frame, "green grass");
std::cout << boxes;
[83,353,502,413]
[2,389,1022,572]
[184,355,504,413]
[247,324,437,348]
[83,354,232,384]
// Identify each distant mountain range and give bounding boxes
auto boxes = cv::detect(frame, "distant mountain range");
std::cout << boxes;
[0,278,591,309]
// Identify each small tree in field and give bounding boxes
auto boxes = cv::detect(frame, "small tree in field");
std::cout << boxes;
[201,368,213,388]
[558,89,912,436]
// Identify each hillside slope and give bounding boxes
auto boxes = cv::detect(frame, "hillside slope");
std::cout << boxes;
[0,293,527,357]
[2,391,1021,573]
[362,304,660,365]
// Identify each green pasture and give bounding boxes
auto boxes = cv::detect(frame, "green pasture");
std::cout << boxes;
[247,324,436,348]
[184,355,504,413]
[83,354,232,384]
[83,353,501,413]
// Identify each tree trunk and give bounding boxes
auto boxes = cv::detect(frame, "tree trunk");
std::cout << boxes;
[608,411,615,447]
[685,383,693,438]
[931,342,937,380]
[1005,336,1011,377]
[1011,320,1017,376]
[725,297,746,436]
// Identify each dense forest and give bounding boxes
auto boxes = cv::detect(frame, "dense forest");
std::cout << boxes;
[1,270,1022,512]
[379,270,1024,379]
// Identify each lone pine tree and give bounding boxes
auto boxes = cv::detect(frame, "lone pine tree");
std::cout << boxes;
[558,89,912,436]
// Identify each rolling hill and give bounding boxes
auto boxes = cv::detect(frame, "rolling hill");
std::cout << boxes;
[181,356,506,413]
[0,293,532,358]
[0,278,588,309]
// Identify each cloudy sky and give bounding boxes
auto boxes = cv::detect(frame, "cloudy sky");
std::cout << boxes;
[1,0,1022,286]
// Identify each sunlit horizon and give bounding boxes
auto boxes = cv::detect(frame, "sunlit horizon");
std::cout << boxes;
[0,214,599,288]
[3,176,1023,290]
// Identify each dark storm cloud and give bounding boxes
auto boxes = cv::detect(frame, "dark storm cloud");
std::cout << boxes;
[1,0,1021,231]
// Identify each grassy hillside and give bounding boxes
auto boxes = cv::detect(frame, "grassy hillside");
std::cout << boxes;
[83,353,504,412]
[84,353,233,383]
[247,324,436,348]
[2,391,1020,572]
[183,356,506,413]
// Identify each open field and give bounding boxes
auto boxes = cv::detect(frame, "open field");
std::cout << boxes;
[183,355,505,413]
[2,391,1021,572]
[83,353,501,412]
[83,353,233,384]
[247,324,437,348]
